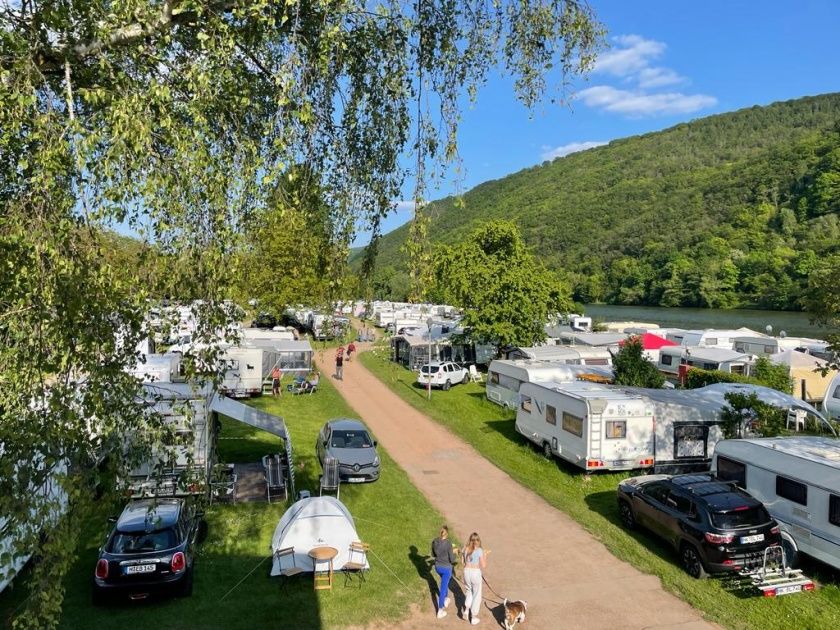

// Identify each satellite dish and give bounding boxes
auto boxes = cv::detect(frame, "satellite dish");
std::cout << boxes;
[779,330,787,338]
[765,324,773,335]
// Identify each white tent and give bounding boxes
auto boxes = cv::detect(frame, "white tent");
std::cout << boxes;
[270,496,367,575]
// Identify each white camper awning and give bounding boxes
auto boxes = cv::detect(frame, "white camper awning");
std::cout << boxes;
[209,393,289,440]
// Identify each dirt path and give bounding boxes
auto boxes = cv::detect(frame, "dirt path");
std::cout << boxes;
[318,348,718,630]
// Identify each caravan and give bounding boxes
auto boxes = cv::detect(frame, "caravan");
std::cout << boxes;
[515,381,654,472]
[218,346,264,398]
[712,437,840,571]
[825,372,840,421]
[486,359,613,409]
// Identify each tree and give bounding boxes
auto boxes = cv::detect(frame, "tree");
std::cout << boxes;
[1,2,603,625]
[611,337,665,388]
[429,221,573,348]
[720,392,787,439]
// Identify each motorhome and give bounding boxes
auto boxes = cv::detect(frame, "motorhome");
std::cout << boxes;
[219,346,265,397]
[515,381,654,472]
[826,372,840,421]
[713,437,840,571]
[505,345,613,366]
[486,359,613,409]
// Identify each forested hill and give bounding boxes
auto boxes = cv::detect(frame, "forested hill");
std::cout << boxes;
[363,93,840,310]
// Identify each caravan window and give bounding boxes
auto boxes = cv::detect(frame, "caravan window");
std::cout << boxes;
[605,421,626,439]
[562,412,583,437]
[661,355,673,366]
[499,374,522,391]
[674,425,707,458]
[705,338,718,346]
[716,456,746,487]
[764,345,775,354]
[520,396,532,413]
[776,476,808,506]
[830,495,840,528]
[546,405,557,426]
[584,358,609,366]
[489,371,500,385]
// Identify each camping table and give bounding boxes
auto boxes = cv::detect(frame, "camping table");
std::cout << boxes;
[309,546,338,590]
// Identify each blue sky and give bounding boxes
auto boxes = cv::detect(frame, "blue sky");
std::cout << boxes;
[356,0,840,245]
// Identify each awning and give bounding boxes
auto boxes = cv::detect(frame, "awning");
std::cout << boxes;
[209,393,288,440]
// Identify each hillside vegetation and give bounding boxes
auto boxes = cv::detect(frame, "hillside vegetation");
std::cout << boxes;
[363,93,840,309]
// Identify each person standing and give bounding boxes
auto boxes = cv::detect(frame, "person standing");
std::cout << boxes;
[431,525,457,619]
[335,347,345,380]
[461,532,487,625]
[347,341,356,361]
[271,365,282,396]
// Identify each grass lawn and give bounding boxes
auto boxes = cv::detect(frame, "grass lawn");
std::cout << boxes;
[360,348,840,630]
[0,374,446,629]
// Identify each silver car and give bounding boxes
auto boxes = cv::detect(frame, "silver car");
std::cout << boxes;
[316,418,381,483]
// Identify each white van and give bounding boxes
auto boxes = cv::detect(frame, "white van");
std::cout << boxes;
[486,359,613,409]
[515,381,654,472]
[712,437,840,570]
[825,372,840,421]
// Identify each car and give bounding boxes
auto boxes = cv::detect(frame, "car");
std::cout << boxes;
[416,361,469,391]
[616,473,782,579]
[92,498,205,603]
[316,419,380,483]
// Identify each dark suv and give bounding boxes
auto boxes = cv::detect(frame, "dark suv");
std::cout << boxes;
[92,498,205,603]
[617,473,781,578]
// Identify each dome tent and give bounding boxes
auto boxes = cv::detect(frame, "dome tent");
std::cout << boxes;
[270,496,367,575]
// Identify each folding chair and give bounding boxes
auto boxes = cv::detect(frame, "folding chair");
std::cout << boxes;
[320,456,340,499]
[263,454,287,503]
[469,364,483,383]
[274,546,305,592]
[341,541,370,587]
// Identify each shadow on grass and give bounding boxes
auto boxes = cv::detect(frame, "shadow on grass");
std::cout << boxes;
[407,545,465,615]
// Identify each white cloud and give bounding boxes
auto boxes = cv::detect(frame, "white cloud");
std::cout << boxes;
[577,86,717,117]
[594,34,666,77]
[392,200,418,213]
[541,141,608,161]
[637,67,684,89]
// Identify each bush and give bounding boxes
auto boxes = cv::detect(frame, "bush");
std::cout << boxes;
[683,357,792,393]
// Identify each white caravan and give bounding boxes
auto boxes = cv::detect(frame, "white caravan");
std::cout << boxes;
[219,346,264,398]
[486,359,613,409]
[825,372,840,421]
[129,353,184,383]
[713,437,840,571]
[515,381,654,472]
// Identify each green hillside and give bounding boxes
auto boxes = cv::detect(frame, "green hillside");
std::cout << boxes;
[362,93,840,309]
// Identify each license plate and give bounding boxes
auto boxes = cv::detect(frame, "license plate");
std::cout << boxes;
[348,477,366,483]
[125,564,156,575]
[740,534,764,544]
[775,585,802,595]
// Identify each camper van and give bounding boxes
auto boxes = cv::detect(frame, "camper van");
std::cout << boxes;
[825,372,840,421]
[515,381,654,472]
[486,359,613,409]
[219,346,264,397]
[712,437,840,571]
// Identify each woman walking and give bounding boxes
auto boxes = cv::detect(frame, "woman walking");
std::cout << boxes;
[461,532,487,625]
[431,525,457,619]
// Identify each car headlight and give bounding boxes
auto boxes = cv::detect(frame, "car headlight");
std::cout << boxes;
[373,456,380,467]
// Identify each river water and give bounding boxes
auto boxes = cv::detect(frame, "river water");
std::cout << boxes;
[584,304,837,340]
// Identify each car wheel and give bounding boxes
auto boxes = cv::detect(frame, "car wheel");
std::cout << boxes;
[681,544,707,579]
[91,585,107,607]
[542,442,552,459]
[443,380,451,391]
[177,567,194,597]
[462,373,469,384]
[618,500,636,530]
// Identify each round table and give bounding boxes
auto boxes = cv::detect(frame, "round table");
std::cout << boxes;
[309,546,338,590]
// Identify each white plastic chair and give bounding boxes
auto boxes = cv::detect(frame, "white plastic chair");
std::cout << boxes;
[469,365,483,383]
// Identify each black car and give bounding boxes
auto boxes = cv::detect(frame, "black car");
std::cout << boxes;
[316,418,381,483]
[251,312,277,329]
[617,473,781,578]
[92,498,205,603]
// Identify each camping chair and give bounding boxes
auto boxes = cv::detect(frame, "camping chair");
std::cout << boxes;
[320,456,340,499]
[274,546,305,592]
[469,364,483,383]
[263,454,288,503]
[341,541,370,587]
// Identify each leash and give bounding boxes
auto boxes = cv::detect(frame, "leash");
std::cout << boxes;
[481,574,506,603]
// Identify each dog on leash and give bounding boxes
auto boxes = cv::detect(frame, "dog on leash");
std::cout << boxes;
[503,598,527,629]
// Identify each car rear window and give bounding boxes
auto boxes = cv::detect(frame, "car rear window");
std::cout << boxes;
[710,505,771,529]
[420,365,439,374]
[331,430,372,448]
[110,529,177,553]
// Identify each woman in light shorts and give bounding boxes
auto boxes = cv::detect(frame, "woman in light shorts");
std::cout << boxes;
[461,532,487,625]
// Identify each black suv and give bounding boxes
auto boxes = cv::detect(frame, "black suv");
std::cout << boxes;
[92,498,205,603]
[617,473,781,578]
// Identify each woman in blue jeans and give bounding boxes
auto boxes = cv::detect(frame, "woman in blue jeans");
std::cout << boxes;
[431,525,457,619]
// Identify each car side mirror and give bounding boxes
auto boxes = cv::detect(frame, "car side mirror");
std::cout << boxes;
[373,440,378,447]
[107,515,118,524]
